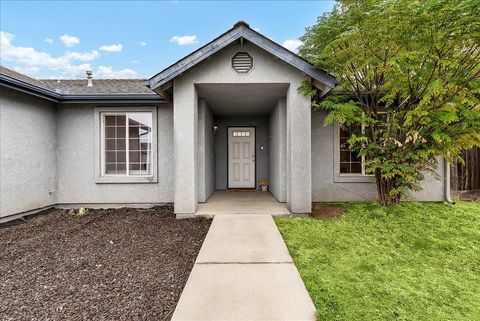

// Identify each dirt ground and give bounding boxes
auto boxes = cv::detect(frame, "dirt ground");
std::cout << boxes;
[311,203,346,219]
[0,206,211,321]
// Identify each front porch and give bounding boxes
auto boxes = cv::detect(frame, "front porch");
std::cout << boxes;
[173,80,312,218]
[154,30,337,217]
[196,191,290,216]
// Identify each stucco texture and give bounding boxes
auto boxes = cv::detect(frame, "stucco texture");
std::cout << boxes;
[269,98,287,202]
[0,88,57,218]
[311,110,445,201]
[173,40,312,214]
[197,99,215,202]
[56,103,174,205]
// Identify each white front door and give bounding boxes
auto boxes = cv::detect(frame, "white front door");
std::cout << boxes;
[228,127,255,188]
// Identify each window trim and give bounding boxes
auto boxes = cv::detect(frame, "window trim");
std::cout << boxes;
[333,122,374,183]
[94,106,158,184]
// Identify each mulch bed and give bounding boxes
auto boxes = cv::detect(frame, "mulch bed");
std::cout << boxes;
[0,206,211,321]
[311,203,345,219]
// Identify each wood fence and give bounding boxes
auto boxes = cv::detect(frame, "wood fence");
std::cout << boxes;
[450,146,480,191]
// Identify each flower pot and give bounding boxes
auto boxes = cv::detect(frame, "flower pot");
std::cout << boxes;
[261,185,268,192]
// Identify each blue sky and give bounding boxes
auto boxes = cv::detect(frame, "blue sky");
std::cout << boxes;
[0,1,334,79]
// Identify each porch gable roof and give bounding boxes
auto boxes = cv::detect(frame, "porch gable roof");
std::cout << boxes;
[146,21,337,93]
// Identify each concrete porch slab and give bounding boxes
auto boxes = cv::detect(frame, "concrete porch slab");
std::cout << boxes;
[171,263,316,321]
[196,214,292,263]
[196,191,290,216]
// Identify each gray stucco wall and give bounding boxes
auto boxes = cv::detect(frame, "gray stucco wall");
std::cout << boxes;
[197,99,215,202]
[56,103,174,205]
[408,157,445,201]
[269,98,287,202]
[172,40,312,213]
[311,110,446,201]
[0,87,57,218]
[214,115,269,190]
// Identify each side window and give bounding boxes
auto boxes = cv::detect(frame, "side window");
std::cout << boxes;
[95,107,157,184]
[103,112,153,176]
[339,124,362,174]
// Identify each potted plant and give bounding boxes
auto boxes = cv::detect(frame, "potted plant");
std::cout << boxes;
[258,178,269,192]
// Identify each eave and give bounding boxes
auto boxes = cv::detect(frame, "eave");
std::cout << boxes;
[146,21,337,93]
[1,74,165,103]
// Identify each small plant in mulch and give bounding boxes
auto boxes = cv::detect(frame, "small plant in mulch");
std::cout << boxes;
[67,208,89,217]
[311,203,345,220]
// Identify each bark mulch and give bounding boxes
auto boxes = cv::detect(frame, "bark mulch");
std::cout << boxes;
[0,206,211,321]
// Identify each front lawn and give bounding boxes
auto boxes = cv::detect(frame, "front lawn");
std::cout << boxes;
[276,202,480,321]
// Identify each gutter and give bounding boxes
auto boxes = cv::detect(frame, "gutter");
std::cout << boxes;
[1,74,166,103]
[60,94,165,104]
[444,158,453,203]
[1,74,60,102]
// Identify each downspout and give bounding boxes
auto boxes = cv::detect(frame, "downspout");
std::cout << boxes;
[444,157,453,203]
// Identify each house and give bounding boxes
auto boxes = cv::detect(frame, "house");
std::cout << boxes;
[0,21,448,222]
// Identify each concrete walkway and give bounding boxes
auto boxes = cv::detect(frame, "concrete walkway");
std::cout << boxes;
[196,191,291,216]
[171,214,316,321]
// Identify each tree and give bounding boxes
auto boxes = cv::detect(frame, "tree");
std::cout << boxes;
[300,0,480,205]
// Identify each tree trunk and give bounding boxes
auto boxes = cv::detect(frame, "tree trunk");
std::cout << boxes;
[374,169,401,206]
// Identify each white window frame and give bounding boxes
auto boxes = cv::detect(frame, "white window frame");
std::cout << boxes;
[333,122,374,183]
[94,106,157,184]
[338,123,373,177]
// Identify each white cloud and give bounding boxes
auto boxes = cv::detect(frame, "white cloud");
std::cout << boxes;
[95,65,137,79]
[282,39,304,53]
[1,31,136,79]
[63,50,100,61]
[12,66,41,75]
[59,34,80,47]
[1,31,14,45]
[0,31,98,78]
[253,27,261,32]
[99,44,123,52]
[45,38,53,45]
[131,59,140,64]
[139,41,147,47]
[170,35,198,45]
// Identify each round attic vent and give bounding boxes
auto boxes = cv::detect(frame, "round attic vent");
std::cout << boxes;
[231,52,253,74]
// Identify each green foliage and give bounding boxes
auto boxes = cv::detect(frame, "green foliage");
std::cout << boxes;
[276,202,480,321]
[300,0,480,204]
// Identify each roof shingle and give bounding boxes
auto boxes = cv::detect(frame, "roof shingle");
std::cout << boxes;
[0,65,54,91]
[40,79,154,95]
[0,65,155,95]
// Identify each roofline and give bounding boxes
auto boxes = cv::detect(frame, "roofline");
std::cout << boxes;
[60,94,165,104]
[146,21,337,91]
[1,73,165,103]
[1,73,61,102]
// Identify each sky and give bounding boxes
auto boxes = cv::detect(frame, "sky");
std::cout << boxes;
[0,1,335,79]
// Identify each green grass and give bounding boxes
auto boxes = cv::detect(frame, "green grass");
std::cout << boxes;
[276,202,480,321]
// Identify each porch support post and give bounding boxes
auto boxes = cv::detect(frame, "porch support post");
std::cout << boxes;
[286,81,312,213]
[173,80,198,217]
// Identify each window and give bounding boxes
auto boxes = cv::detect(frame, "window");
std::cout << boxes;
[95,107,157,183]
[338,124,373,176]
[339,124,363,174]
[232,131,250,137]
